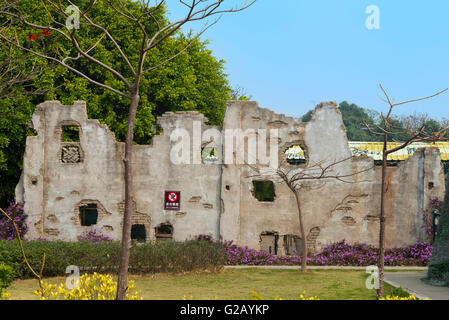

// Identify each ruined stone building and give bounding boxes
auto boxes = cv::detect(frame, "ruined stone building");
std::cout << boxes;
[15,100,447,255]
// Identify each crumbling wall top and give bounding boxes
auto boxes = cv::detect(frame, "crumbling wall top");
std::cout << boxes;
[157,110,209,131]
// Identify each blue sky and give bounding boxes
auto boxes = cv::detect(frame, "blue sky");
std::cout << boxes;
[166,1,449,120]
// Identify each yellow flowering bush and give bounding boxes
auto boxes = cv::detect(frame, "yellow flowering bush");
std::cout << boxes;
[250,291,422,300]
[250,290,320,300]
[379,295,422,300]
[298,291,320,300]
[34,272,142,300]
[0,291,10,300]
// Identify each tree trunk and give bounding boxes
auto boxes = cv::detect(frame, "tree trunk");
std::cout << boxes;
[116,92,140,300]
[294,190,307,273]
[377,135,388,299]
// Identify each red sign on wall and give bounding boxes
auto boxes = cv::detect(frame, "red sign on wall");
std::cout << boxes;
[164,191,180,211]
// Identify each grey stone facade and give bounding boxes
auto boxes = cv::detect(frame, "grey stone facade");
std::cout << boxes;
[15,100,445,255]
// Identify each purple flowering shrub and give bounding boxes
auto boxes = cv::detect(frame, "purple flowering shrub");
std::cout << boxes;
[226,243,277,265]
[310,241,432,266]
[78,228,113,242]
[225,240,432,266]
[0,201,27,240]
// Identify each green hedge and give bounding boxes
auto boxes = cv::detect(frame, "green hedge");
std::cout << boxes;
[427,260,449,286]
[0,240,226,279]
[0,264,14,295]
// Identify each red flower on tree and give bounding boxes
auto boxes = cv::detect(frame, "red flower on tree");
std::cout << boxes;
[27,29,50,41]
[40,28,50,37]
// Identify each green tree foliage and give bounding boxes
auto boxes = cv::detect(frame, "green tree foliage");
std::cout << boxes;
[253,181,275,202]
[0,263,15,296]
[0,0,232,205]
[0,29,50,206]
[229,85,252,101]
[338,101,379,141]
[0,98,35,207]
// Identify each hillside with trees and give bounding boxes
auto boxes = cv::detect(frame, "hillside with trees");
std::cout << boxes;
[301,101,449,142]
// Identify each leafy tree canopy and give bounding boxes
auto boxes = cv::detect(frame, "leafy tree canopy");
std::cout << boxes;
[0,0,235,205]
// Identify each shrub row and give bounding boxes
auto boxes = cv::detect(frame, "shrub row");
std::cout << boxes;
[225,240,432,266]
[427,260,449,286]
[0,264,14,296]
[0,239,227,279]
[0,238,432,279]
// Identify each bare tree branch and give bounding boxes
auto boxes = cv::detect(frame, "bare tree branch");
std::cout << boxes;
[143,18,218,73]
[246,153,373,273]
[0,33,131,98]
[373,84,448,300]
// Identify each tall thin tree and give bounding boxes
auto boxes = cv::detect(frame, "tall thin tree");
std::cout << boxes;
[248,156,372,273]
[362,84,448,299]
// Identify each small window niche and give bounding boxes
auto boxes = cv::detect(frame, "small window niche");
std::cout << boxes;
[61,145,82,163]
[201,147,219,163]
[62,125,80,142]
[79,204,98,226]
[131,224,147,243]
[253,180,275,202]
[285,145,306,165]
[155,223,173,241]
[260,232,279,255]
[284,235,302,256]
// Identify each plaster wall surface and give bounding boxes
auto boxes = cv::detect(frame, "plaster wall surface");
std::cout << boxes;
[16,100,445,255]
[221,101,445,253]
[16,101,221,242]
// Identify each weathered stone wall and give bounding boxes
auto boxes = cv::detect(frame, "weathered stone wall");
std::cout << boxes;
[15,101,221,241]
[221,101,445,254]
[15,100,445,255]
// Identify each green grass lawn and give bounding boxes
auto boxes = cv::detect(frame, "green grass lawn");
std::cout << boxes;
[6,268,405,300]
